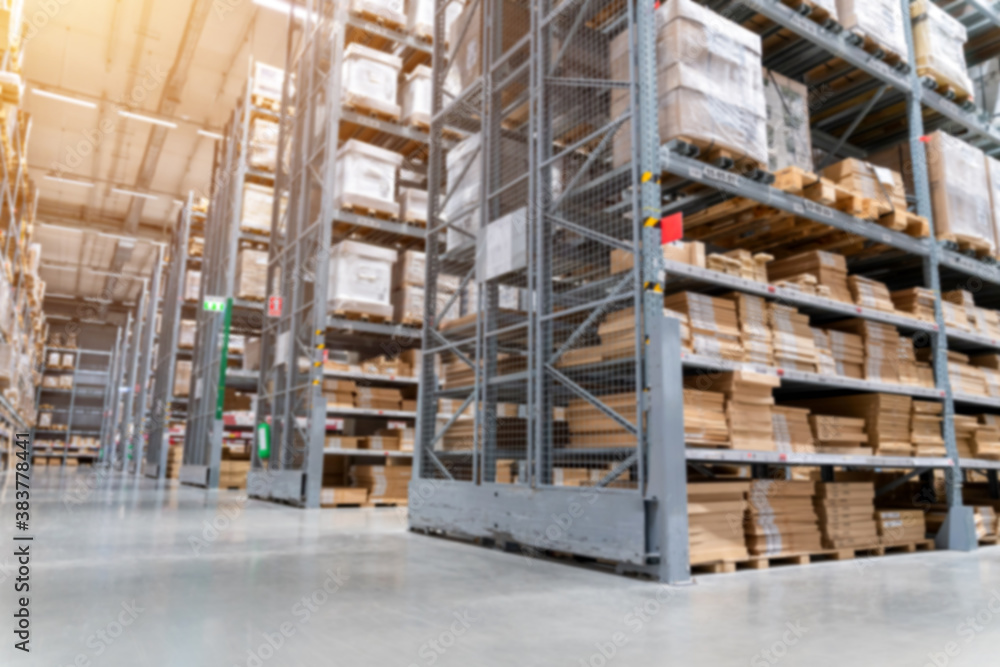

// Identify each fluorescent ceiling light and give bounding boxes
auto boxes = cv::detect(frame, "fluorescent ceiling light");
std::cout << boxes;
[118,110,178,129]
[252,0,312,20]
[112,187,158,201]
[45,175,95,188]
[197,129,225,140]
[32,88,97,109]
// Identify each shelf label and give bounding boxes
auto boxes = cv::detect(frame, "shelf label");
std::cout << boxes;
[268,295,283,318]
[203,296,226,312]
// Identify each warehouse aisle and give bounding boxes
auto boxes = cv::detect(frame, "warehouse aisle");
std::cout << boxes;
[3,469,1000,667]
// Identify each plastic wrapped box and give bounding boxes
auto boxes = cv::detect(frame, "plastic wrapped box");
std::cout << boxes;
[393,285,451,324]
[174,360,192,397]
[763,68,813,173]
[349,0,405,28]
[477,208,527,282]
[911,0,973,100]
[241,183,274,234]
[184,270,201,302]
[327,240,398,318]
[836,0,909,60]
[393,250,461,292]
[252,62,285,102]
[611,0,766,167]
[987,155,1000,249]
[249,118,279,171]
[235,248,269,301]
[401,65,431,128]
[927,131,994,253]
[398,188,428,225]
[334,139,403,218]
[408,0,464,42]
[178,320,196,349]
[342,43,402,119]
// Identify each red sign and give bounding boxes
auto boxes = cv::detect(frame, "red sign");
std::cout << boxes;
[267,295,282,318]
[660,213,683,245]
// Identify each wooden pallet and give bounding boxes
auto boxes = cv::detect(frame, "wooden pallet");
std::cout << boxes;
[343,100,401,124]
[331,310,391,324]
[693,539,935,574]
[251,94,280,114]
[979,535,999,546]
[364,498,408,507]
[878,208,930,238]
[350,8,406,31]
[917,67,973,104]
[780,0,838,26]
[850,30,906,68]
[668,135,768,176]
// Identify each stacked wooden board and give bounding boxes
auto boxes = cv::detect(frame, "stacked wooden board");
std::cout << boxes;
[744,480,824,556]
[815,482,879,550]
[688,482,750,565]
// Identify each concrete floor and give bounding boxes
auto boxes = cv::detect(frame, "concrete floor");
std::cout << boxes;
[1,470,999,666]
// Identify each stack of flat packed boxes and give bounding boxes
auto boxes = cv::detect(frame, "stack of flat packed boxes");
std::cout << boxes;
[596,307,640,363]
[355,386,404,411]
[943,290,976,331]
[971,354,1000,398]
[554,466,635,490]
[664,292,743,361]
[822,159,906,218]
[323,379,356,409]
[941,300,972,332]
[933,350,988,396]
[688,482,750,565]
[911,401,946,457]
[877,509,927,545]
[815,482,879,550]
[770,304,818,372]
[767,251,852,303]
[165,446,183,480]
[683,389,731,448]
[567,393,636,449]
[809,414,869,454]
[811,329,838,375]
[848,276,896,313]
[890,287,936,322]
[726,293,772,365]
[706,250,772,282]
[954,415,980,458]
[972,308,1000,340]
[392,250,459,325]
[829,319,900,384]
[351,462,411,503]
[974,507,998,541]
[219,458,251,490]
[827,329,865,379]
[897,338,934,388]
[974,415,1000,459]
[697,371,778,451]
[744,481,824,557]
[772,406,814,453]
[792,394,913,456]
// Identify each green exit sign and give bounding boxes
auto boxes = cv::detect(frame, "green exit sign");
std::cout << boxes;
[203,296,226,312]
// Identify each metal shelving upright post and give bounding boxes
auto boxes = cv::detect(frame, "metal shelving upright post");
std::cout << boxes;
[249,2,430,508]
[130,246,163,475]
[146,195,202,479]
[182,67,272,489]
[116,285,146,469]
[98,327,123,464]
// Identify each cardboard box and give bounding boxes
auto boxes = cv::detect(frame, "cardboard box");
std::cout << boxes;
[327,240,397,318]
[184,270,201,302]
[927,131,994,252]
[178,320,196,349]
[342,43,402,119]
[763,68,812,173]
[334,140,404,218]
[235,248,268,301]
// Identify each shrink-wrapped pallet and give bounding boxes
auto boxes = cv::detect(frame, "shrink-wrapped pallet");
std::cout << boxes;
[251,62,285,102]
[334,140,403,218]
[401,65,431,128]
[407,0,464,42]
[398,188,428,225]
[611,0,766,168]
[349,0,405,28]
[392,285,450,325]
[174,360,192,397]
[327,240,397,318]
[910,0,973,99]
[927,131,994,253]
[183,270,201,302]
[178,320,196,349]
[836,0,909,60]
[249,118,278,171]
[241,183,274,235]
[986,155,1000,252]
[342,44,401,119]
[235,249,268,301]
[762,68,813,173]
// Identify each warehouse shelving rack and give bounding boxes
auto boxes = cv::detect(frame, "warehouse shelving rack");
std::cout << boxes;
[146,195,203,479]
[182,70,273,489]
[128,246,163,475]
[97,327,124,463]
[32,345,115,465]
[248,2,430,508]
[409,0,1000,582]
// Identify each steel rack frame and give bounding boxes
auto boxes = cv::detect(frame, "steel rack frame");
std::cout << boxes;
[146,195,203,479]
[182,70,272,489]
[129,246,163,476]
[249,1,432,508]
[409,0,1000,582]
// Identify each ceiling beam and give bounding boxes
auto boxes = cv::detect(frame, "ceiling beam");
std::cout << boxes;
[35,200,171,242]
[123,0,216,234]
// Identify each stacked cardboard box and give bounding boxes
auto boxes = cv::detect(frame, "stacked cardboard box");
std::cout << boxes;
[822,159,906,218]
[355,387,404,411]
[610,239,706,274]
[763,68,813,173]
[184,269,201,302]
[971,355,1000,398]
[688,482,750,565]
[973,415,1000,459]
[219,459,250,489]
[974,507,999,540]
[910,0,973,100]
[848,276,895,312]
[941,351,988,396]
[809,414,869,454]
[726,293,772,365]
[877,509,927,545]
[165,446,183,480]
[696,371,778,451]
[897,338,933,388]
[911,400,946,457]
[683,389,730,448]
[815,482,879,550]
[890,287,936,322]
[664,292,744,361]
[706,250,771,282]
[767,251,851,303]
[827,329,865,379]
[829,319,900,384]
[772,405,814,453]
[597,307,640,362]
[811,329,838,376]
[954,415,979,458]
[174,360,192,397]
[770,304,818,372]
[323,379,356,409]
[744,481,824,556]
[792,394,913,456]
[235,248,268,301]
[926,131,994,254]
[351,463,410,501]
[837,0,909,59]
[567,393,636,449]
[972,308,1000,340]
[320,487,369,506]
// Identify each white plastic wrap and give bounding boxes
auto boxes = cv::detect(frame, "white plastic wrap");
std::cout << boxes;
[398,187,428,225]
[408,0,463,41]
[987,155,1000,250]
[393,285,451,324]
[763,68,813,173]
[911,0,973,99]
[235,249,268,301]
[927,131,994,252]
[252,62,285,102]
[342,43,402,119]
[179,320,196,349]
[327,240,399,318]
[837,0,909,60]
[443,133,482,249]
[611,0,766,166]
[241,183,274,234]
[349,0,405,28]
[249,118,278,171]
[334,139,404,217]
[184,270,201,302]
[401,65,431,128]
[477,208,527,282]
